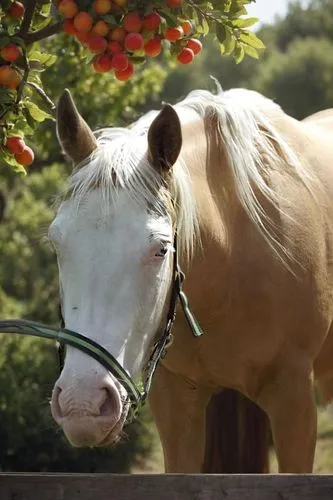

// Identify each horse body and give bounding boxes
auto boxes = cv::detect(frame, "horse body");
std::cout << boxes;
[145,95,333,473]
[51,87,333,473]
[170,100,333,387]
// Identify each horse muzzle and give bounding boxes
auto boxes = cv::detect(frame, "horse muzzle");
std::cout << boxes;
[51,379,124,447]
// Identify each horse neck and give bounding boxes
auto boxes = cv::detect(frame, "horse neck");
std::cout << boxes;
[182,100,301,265]
[177,105,285,293]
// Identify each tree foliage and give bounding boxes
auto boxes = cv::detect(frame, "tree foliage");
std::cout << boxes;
[252,37,333,119]
[0,0,262,174]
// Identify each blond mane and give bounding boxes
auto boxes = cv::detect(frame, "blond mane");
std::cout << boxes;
[62,87,314,263]
[179,88,315,263]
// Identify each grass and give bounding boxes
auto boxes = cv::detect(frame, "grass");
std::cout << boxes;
[133,406,333,473]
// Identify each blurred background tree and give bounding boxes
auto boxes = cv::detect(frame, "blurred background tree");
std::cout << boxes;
[1,0,333,472]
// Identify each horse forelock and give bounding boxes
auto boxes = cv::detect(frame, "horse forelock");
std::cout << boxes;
[60,111,199,259]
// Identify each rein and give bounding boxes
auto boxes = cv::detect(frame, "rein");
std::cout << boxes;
[0,235,203,424]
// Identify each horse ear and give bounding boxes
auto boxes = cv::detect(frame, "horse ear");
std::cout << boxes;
[148,104,182,171]
[56,89,97,165]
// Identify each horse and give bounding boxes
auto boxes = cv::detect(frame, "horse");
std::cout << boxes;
[49,85,333,474]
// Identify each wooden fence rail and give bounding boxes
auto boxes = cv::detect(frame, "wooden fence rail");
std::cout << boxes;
[1,474,333,500]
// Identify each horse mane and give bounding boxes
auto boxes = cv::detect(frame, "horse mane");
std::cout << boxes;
[180,88,315,264]
[62,86,314,263]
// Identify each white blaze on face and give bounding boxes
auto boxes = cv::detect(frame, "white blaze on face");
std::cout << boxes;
[49,188,174,444]
[51,189,174,376]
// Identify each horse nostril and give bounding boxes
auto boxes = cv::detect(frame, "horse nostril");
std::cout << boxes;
[51,380,123,422]
[99,387,121,418]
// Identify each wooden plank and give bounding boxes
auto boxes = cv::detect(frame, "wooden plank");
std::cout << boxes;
[1,474,333,500]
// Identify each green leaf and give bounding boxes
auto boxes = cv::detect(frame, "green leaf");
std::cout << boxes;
[28,50,57,68]
[27,73,42,87]
[201,18,210,35]
[0,35,11,48]
[102,14,118,26]
[216,22,226,44]
[243,44,259,59]
[160,11,179,28]
[22,108,37,130]
[223,0,232,13]
[11,115,34,136]
[24,101,54,123]
[128,56,146,65]
[10,36,26,49]
[169,40,182,57]
[222,27,236,54]
[233,43,245,64]
[0,86,15,106]
[240,31,266,49]
[0,149,26,175]
[232,17,258,28]
[11,162,27,175]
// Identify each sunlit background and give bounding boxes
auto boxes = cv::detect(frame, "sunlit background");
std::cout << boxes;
[248,0,310,25]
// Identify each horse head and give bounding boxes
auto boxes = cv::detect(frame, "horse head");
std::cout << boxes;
[50,90,185,447]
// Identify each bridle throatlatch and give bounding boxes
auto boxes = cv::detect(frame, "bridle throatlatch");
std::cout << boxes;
[0,234,203,424]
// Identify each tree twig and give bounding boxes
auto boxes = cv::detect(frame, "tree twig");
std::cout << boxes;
[26,81,56,115]
[19,0,38,35]
[186,0,229,28]
[20,21,63,44]
[187,0,217,22]
[16,50,30,105]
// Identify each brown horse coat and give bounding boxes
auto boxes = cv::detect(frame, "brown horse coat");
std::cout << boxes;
[149,95,333,473]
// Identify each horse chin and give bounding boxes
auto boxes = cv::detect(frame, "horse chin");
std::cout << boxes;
[62,403,130,448]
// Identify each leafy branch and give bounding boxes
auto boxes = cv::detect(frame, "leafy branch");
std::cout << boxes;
[0,0,263,174]
[20,21,63,45]
[0,49,29,121]
[26,82,56,115]
[187,0,224,23]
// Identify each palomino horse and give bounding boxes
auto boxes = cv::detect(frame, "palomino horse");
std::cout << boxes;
[50,86,333,473]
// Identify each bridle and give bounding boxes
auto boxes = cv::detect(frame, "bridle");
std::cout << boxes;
[0,233,203,424]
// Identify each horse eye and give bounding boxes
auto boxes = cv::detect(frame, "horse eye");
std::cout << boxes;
[155,245,168,258]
